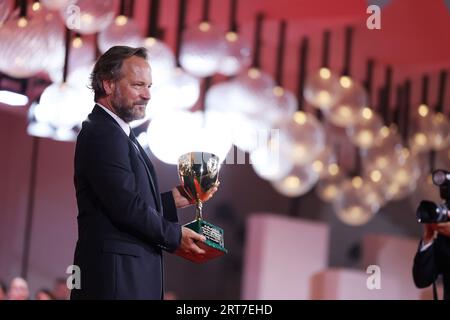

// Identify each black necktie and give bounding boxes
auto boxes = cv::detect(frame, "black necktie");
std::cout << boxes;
[129,130,161,211]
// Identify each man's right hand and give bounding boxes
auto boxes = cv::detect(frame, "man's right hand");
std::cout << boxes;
[175,227,206,255]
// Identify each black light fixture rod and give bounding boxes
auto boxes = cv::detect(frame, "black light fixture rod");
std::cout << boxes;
[251,13,264,69]
[341,26,354,77]
[202,0,210,22]
[296,37,308,111]
[275,20,287,86]
[147,0,161,38]
[321,30,330,69]
[436,70,447,114]
[228,0,238,33]
[175,0,188,67]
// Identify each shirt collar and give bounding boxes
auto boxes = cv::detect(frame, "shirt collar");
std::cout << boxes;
[96,103,131,137]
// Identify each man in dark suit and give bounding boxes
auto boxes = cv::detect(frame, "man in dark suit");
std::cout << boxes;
[71,46,216,300]
[413,222,450,299]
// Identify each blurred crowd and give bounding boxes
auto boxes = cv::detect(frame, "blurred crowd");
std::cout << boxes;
[0,277,179,300]
[0,277,70,300]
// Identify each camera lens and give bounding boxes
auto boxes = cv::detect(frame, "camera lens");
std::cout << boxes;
[432,170,450,186]
[417,200,449,223]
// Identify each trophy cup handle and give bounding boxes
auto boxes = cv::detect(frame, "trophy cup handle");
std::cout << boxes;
[195,201,203,221]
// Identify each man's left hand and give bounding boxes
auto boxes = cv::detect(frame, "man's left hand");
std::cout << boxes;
[172,183,219,209]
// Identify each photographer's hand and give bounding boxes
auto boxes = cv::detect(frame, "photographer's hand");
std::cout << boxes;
[436,222,450,237]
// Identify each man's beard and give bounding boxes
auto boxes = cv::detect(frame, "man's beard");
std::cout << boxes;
[111,92,147,123]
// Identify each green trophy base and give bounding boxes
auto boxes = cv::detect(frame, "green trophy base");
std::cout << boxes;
[177,219,228,263]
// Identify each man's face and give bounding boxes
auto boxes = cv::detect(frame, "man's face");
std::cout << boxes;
[110,56,152,123]
[8,278,29,300]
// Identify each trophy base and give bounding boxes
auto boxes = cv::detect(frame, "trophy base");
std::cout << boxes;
[177,219,228,263]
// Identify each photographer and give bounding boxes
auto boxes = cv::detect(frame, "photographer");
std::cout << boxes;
[413,221,450,299]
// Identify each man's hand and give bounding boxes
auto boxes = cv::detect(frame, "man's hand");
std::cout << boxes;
[175,227,206,256]
[171,183,219,209]
[436,221,450,237]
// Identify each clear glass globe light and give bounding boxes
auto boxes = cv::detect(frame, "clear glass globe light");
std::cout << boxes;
[143,37,176,84]
[0,14,51,78]
[304,67,343,110]
[217,31,252,77]
[98,15,142,53]
[180,22,226,78]
[410,107,450,154]
[271,163,319,197]
[39,83,92,132]
[281,111,326,165]
[147,111,233,165]
[325,76,368,128]
[250,135,294,181]
[205,70,277,153]
[60,0,115,35]
[346,107,384,149]
[315,167,345,203]
[145,68,200,117]
[263,86,298,126]
[312,145,338,179]
[333,178,381,226]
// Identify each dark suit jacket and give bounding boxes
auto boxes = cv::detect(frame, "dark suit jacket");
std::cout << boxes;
[413,234,450,300]
[70,105,181,300]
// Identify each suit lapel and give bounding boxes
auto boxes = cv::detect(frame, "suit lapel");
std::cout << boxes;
[133,141,162,212]
[91,105,162,213]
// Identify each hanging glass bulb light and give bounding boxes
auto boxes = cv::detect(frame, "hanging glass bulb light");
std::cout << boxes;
[37,83,92,141]
[205,69,277,153]
[144,68,200,119]
[0,11,52,78]
[315,164,345,203]
[60,0,115,35]
[304,30,343,110]
[409,104,433,154]
[217,31,251,76]
[281,111,325,166]
[332,177,382,226]
[250,132,293,181]
[346,107,384,149]
[264,87,297,126]
[143,37,176,84]
[227,68,276,116]
[324,76,368,128]
[205,81,265,152]
[304,67,343,110]
[47,33,95,83]
[429,112,450,150]
[384,148,422,200]
[410,105,450,154]
[98,14,142,53]
[217,0,251,76]
[27,102,55,138]
[180,21,226,78]
[312,144,338,179]
[147,110,233,165]
[271,163,319,197]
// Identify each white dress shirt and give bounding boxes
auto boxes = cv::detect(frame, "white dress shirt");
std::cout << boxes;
[97,103,131,137]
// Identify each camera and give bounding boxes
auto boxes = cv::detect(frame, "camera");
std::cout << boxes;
[416,169,450,223]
